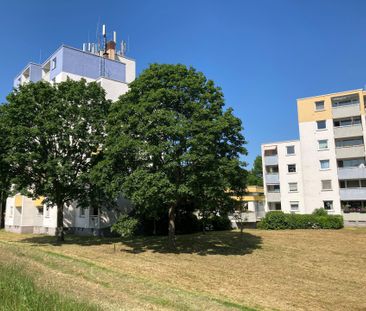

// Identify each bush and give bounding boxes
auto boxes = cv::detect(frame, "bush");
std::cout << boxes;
[257,211,343,230]
[207,214,232,231]
[111,215,139,237]
[312,208,328,216]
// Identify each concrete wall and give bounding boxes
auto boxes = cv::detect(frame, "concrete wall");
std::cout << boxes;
[299,119,341,214]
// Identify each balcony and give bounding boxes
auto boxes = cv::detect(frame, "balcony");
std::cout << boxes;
[266,192,281,201]
[338,167,366,180]
[334,124,363,139]
[265,173,279,184]
[264,155,278,166]
[335,145,365,159]
[340,188,366,200]
[332,104,360,119]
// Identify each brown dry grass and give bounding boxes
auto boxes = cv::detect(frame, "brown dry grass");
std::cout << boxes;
[0,228,365,311]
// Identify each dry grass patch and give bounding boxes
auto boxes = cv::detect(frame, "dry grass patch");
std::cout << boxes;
[0,228,365,310]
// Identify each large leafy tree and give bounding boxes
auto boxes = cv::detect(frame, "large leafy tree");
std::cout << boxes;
[99,64,247,245]
[247,155,263,186]
[0,104,11,228]
[5,79,110,241]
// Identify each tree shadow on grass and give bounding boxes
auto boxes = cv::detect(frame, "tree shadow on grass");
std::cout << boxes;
[121,231,262,256]
[18,230,262,256]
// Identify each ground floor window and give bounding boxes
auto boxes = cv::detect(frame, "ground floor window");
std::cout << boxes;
[290,201,299,211]
[323,201,333,210]
[268,202,281,211]
[341,201,366,213]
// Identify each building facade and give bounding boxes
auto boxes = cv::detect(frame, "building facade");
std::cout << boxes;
[5,26,135,235]
[262,89,366,226]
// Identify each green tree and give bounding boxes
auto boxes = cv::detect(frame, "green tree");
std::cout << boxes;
[5,79,110,241]
[0,105,11,228]
[98,64,247,246]
[247,155,263,186]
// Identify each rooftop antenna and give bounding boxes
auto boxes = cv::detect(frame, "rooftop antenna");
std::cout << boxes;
[113,31,117,43]
[39,49,42,64]
[102,24,107,55]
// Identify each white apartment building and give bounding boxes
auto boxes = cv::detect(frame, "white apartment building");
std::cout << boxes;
[262,89,366,227]
[5,25,135,236]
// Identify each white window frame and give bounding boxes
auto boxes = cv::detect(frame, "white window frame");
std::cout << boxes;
[321,180,332,191]
[288,164,296,173]
[318,139,329,150]
[290,201,299,211]
[316,120,327,130]
[289,182,298,192]
[314,101,325,111]
[320,159,330,170]
[323,201,333,211]
[286,145,295,155]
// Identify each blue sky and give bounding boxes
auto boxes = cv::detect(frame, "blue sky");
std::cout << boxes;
[1,0,366,166]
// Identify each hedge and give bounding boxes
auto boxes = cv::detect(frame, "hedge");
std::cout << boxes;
[257,211,343,230]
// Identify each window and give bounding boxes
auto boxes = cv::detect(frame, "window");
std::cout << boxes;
[51,57,57,70]
[289,182,298,192]
[9,206,13,217]
[264,149,277,156]
[331,95,359,108]
[335,137,364,148]
[288,164,296,173]
[315,101,325,111]
[266,165,279,174]
[290,201,299,211]
[347,180,360,188]
[45,207,50,218]
[320,159,330,169]
[286,145,295,155]
[37,207,44,216]
[338,158,365,168]
[334,116,361,127]
[318,139,328,150]
[79,207,85,217]
[91,206,99,216]
[269,202,281,211]
[321,180,332,191]
[316,120,326,130]
[267,185,280,192]
[323,201,333,210]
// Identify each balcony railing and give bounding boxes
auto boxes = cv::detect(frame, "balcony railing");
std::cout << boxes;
[335,145,365,159]
[340,188,366,200]
[265,173,279,184]
[333,124,363,139]
[264,155,278,166]
[266,192,281,202]
[332,103,360,118]
[338,167,366,180]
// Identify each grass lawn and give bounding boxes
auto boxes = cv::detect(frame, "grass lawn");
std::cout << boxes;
[0,228,365,310]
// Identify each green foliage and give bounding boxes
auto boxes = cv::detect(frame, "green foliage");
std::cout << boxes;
[312,208,328,216]
[96,64,247,239]
[0,264,98,310]
[257,211,343,230]
[247,155,263,186]
[111,214,139,238]
[207,214,232,231]
[5,80,111,238]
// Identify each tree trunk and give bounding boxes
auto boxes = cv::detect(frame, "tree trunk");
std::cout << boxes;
[168,205,176,248]
[56,202,64,242]
[0,191,5,229]
[153,218,157,235]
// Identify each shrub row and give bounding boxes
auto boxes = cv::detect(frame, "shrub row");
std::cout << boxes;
[257,211,343,230]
